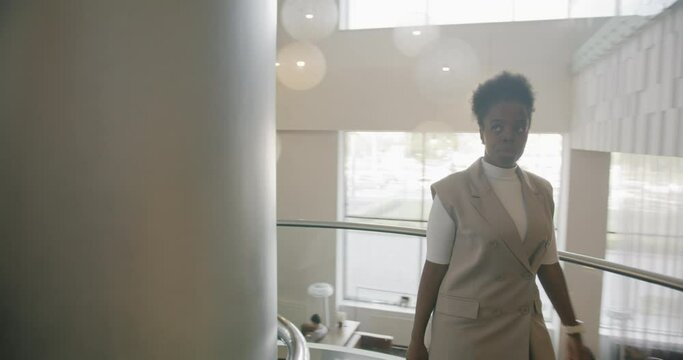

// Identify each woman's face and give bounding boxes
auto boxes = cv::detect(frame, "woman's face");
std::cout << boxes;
[479,101,530,168]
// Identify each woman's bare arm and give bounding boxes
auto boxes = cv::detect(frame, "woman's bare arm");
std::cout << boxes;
[538,263,578,326]
[538,262,590,360]
[407,260,449,360]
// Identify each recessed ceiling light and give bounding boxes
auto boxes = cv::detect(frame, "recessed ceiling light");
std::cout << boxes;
[305,13,314,19]
[296,61,306,68]
[441,66,450,72]
[412,30,422,36]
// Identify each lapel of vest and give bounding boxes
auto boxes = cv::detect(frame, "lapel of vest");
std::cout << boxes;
[518,168,551,272]
[466,159,532,273]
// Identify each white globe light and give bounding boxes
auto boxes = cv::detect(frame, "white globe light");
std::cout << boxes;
[414,38,480,104]
[276,42,327,91]
[393,13,440,57]
[281,0,338,41]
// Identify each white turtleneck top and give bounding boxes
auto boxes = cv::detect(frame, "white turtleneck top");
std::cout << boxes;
[426,159,559,265]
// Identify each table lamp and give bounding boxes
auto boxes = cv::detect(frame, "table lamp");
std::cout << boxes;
[307,282,334,327]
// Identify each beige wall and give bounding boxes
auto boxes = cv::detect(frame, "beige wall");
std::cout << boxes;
[277,131,339,221]
[278,18,604,133]
[558,150,611,355]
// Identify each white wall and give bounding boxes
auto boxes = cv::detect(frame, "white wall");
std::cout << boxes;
[571,2,683,156]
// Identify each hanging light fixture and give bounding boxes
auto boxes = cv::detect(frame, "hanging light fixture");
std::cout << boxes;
[393,12,440,57]
[276,42,327,91]
[281,0,338,41]
[414,38,480,104]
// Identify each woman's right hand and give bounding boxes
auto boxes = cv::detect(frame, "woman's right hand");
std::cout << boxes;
[406,341,429,360]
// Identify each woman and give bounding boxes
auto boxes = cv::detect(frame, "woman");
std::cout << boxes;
[407,72,589,360]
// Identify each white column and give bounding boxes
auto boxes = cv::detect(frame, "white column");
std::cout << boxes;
[0,1,276,358]
[558,149,611,357]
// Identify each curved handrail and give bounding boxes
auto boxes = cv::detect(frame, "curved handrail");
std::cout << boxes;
[278,219,426,237]
[558,251,683,292]
[277,219,683,292]
[277,314,310,360]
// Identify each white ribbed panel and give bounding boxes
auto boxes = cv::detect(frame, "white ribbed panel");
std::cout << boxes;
[571,2,683,157]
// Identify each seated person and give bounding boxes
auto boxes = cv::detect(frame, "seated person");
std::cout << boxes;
[301,314,328,342]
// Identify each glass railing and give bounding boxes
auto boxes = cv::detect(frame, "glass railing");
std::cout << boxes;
[277,220,683,359]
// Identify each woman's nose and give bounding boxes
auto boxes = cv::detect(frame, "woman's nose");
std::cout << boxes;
[501,127,514,140]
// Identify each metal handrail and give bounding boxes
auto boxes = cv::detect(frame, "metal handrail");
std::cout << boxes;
[278,219,426,237]
[558,251,683,292]
[277,314,310,360]
[277,219,683,292]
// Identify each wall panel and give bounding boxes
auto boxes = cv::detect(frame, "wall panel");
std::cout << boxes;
[572,2,683,156]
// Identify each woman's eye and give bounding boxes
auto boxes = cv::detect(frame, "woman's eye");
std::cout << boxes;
[516,126,526,133]
[492,125,502,133]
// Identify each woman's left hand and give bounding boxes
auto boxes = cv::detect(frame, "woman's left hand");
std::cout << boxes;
[566,335,593,360]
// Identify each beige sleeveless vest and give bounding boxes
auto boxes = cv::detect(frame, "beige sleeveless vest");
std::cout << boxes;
[429,159,556,360]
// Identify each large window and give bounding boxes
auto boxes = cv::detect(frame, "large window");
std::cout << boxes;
[340,0,678,30]
[601,153,683,350]
[341,132,563,308]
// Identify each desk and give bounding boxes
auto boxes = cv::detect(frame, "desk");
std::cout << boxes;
[317,320,360,346]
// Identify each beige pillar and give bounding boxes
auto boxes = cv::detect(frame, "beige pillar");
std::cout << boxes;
[0,1,276,358]
[558,149,611,357]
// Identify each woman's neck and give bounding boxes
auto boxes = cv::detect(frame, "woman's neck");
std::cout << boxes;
[482,158,517,180]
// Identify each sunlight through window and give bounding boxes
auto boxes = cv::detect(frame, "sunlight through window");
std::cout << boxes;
[340,0,677,30]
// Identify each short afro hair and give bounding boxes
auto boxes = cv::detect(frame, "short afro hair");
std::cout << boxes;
[471,71,535,128]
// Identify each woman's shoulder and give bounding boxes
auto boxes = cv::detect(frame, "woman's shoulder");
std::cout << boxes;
[431,169,471,200]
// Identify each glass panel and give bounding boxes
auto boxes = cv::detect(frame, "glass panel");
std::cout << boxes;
[344,230,424,307]
[278,343,405,359]
[559,261,683,359]
[607,153,683,277]
[279,223,682,359]
[600,272,683,351]
[603,153,683,356]
[278,226,419,357]
[278,227,338,326]
[345,132,424,221]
